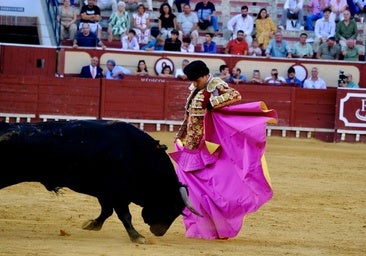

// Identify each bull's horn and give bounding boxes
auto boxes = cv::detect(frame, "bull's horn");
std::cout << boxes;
[179,187,203,217]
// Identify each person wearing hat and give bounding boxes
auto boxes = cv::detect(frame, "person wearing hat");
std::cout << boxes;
[170,60,277,240]
[316,35,341,59]
[103,59,131,80]
[175,60,242,149]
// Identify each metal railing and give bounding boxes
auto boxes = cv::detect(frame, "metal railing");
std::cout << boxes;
[45,0,61,47]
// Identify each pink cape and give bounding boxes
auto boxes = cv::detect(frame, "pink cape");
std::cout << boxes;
[169,101,278,239]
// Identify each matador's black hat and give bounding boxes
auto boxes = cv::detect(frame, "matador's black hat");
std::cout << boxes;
[183,60,210,81]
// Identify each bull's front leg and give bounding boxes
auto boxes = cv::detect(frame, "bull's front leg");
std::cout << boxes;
[114,205,146,244]
[82,197,113,231]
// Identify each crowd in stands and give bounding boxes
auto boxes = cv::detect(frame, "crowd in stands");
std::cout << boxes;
[58,0,365,61]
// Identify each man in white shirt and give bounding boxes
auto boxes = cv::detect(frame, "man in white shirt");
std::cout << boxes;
[177,4,199,45]
[104,59,131,80]
[264,68,286,85]
[175,59,190,80]
[226,5,254,45]
[279,0,305,30]
[313,8,336,53]
[303,67,327,89]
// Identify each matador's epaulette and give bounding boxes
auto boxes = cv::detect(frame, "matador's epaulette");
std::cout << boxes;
[206,77,229,92]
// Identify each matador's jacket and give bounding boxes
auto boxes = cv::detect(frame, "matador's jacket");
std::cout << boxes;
[176,74,242,149]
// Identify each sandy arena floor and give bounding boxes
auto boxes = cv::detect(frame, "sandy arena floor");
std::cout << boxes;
[0,133,365,256]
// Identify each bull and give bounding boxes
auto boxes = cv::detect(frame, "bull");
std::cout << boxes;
[0,120,200,244]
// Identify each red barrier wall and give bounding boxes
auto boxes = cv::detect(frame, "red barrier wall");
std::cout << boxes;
[0,74,344,139]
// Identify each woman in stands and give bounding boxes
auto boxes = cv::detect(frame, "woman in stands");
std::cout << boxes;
[132,4,151,44]
[136,60,150,76]
[158,3,177,39]
[107,1,131,42]
[255,8,277,51]
[57,0,78,40]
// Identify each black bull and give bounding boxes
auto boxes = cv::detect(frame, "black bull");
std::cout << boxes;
[0,120,200,244]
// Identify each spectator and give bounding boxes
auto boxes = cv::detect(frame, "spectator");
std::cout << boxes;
[313,7,336,54]
[177,4,199,45]
[121,29,140,50]
[264,68,286,84]
[159,65,174,77]
[107,1,130,42]
[158,3,177,40]
[229,67,247,84]
[279,0,305,30]
[226,5,254,45]
[181,37,195,52]
[133,4,151,44]
[194,0,219,35]
[347,0,366,18]
[336,9,358,49]
[79,0,102,39]
[213,64,231,83]
[141,35,166,51]
[174,0,190,13]
[164,29,182,51]
[136,59,150,76]
[97,0,117,13]
[80,56,103,79]
[57,0,78,40]
[342,39,364,61]
[303,67,327,89]
[265,32,293,58]
[224,30,249,55]
[316,36,341,59]
[175,59,190,80]
[249,69,264,84]
[285,67,303,87]
[103,59,132,80]
[306,0,330,31]
[247,38,263,56]
[339,73,359,88]
[329,0,348,22]
[73,23,106,49]
[124,0,139,28]
[292,32,314,58]
[255,8,277,50]
[201,32,217,53]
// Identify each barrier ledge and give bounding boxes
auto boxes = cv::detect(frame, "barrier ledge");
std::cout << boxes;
[0,113,36,123]
[267,126,335,139]
[39,115,97,122]
[337,129,366,142]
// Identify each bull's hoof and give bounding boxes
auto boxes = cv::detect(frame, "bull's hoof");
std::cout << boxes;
[131,236,147,244]
[82,219,103,231]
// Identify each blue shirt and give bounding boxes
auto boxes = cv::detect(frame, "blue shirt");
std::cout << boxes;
[75,31,100,47]
[141,40,164,51]
[105,65,131,80]
[194,2,216,20]
[203,41,217,53]
[285,77,303,88]
[229,74,247,83]
[265,39,292,57]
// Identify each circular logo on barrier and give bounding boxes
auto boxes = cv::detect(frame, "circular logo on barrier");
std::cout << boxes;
[291,64,308,82]
[154,57,175,76]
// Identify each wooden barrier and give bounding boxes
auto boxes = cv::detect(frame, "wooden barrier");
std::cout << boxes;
[2,73,364,141]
